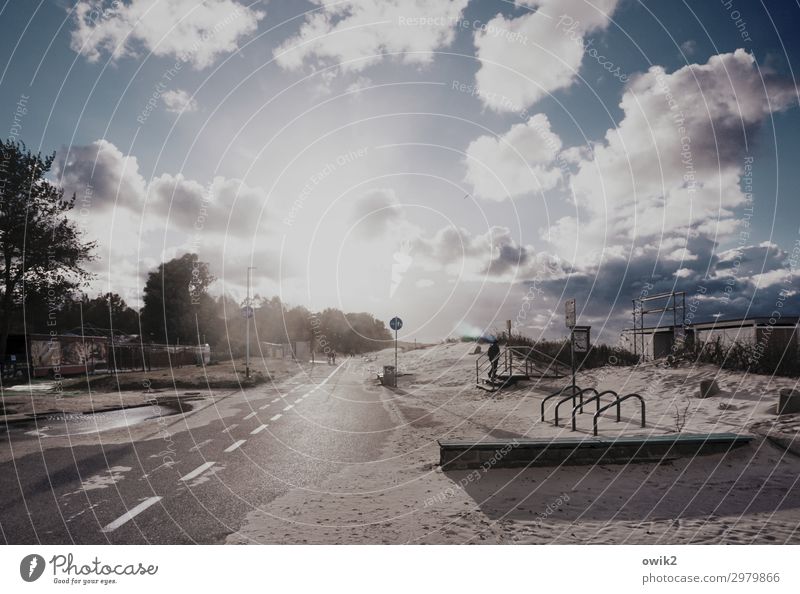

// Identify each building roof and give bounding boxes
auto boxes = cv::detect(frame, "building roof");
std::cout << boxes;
[625,316,799,333]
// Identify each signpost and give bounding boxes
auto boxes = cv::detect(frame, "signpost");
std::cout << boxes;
[565,299,590,392]
[390,316,403,387]
[565,298,576,329]
[572,326,591,354]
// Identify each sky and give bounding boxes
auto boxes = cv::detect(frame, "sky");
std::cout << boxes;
[1,0,799,344]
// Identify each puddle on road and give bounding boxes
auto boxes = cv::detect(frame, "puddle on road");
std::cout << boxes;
[3,402,191,439]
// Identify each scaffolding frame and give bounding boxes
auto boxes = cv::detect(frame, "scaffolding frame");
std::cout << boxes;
[631,291,686,359]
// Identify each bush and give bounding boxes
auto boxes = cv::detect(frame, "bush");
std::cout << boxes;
[682,336,799,377]
[501,331,637,370]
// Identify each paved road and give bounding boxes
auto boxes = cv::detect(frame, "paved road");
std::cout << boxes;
[0,360,394,544]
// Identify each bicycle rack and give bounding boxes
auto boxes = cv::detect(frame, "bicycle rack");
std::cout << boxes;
[541,385,581,422]
[554,387,598,426]
[571,390,620,431]
[592,393,646,436]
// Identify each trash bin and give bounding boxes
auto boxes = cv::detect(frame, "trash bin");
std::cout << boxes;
[382,365,396,387]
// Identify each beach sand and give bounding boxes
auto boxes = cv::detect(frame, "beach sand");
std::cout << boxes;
[229,343,800,544]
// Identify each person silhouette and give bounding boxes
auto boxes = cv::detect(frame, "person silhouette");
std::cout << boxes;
[487,340,501,380]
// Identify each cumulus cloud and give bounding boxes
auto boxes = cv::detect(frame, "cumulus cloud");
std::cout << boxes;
[500,50,800,335]
[474,0,619,112]
[149,173,270,235]
[414,225,566,281]
[349,189,403,239]
[54,139,270,236]
[54,139,147,210]
[541,50,797,268]
[161,89,198,113]
[465,113,563,200]
[274,0,468,72]
[70,0,264,69]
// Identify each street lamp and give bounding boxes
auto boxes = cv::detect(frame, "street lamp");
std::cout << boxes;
[246,266,256,379]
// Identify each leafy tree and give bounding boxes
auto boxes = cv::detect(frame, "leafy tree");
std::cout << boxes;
[140,253,214,345]
[62,292,140,335]
[0,140,95,358]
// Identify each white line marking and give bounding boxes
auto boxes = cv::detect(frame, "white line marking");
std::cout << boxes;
[244,411,257,420]
[251,424,267,435]
[189,439,213,452]
[294,398,302,403]
[180,461,216,482]
[270,414,282,421]
[222,424,238,433]
[283,405,293,411]
[101,496,162,533]
[224,440,246,453]
[259,404,271,410]
[271,398,279,403]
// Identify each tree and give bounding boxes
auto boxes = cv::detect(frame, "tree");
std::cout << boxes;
[0,140,95,358]
[140,253,214,345]
[55,292,140,335]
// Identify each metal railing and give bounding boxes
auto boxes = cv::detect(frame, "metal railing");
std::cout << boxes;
[540,385,581,421]
[477,345,569,388]
[553,387,597,426]
[570,389,620,431]
[540,385,646,435]
[592,393,646,436]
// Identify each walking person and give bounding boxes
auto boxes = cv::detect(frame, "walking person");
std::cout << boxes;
[487,339,501,380]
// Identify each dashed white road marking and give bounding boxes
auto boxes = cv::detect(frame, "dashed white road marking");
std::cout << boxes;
[294,398,302,403]
[244,411,257,420]
[259,404,271,410]
[270,414,282,421]
[271,398,279,403]
[224,440,246,453]
[180,462,216,482]
[283,405,293,411]
[222,424,239,434]
[101,496,162,533]
[189,439,213,452]
[251,424,268,435]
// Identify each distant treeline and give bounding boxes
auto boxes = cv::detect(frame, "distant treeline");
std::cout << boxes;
[18,253,393,359]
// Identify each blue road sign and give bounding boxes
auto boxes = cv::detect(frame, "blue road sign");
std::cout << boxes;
[390,316,403,331]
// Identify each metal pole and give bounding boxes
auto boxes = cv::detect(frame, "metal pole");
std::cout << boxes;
[571,329,576,403]
[394,324,398,387]
[246,266,254,379]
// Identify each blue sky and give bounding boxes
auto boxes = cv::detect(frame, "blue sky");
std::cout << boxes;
[2,0,799,343]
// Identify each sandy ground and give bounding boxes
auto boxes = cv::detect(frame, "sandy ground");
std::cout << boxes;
[229,342,800,544]
[0,357,301,421]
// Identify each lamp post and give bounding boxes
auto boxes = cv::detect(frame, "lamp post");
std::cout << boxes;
[246,266,256,379]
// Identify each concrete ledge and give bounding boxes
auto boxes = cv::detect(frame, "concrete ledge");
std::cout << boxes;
[438,433,753,470]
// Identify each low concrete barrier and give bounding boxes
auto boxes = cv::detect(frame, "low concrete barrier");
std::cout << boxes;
[438,433,753,470]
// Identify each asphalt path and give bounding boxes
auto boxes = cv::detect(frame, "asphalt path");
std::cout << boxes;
[0,359,395,544]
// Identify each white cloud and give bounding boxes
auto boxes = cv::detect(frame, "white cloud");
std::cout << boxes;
[161,89,198,113]
[474,0,619,112]
[55,139,271,237]
[274,0,468,72]
[414,225,566,282]
[465,113,563,200]
[54,139,147,211]
[349,189,404,239]
[548,50,798,266]
[70,0,264,69]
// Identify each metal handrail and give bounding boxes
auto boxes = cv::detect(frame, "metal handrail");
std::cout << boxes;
[540,385,581,422]
[571,389,620,431]
[554,387,599,427]
[592,393,646,436]
[508,345,569,378]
